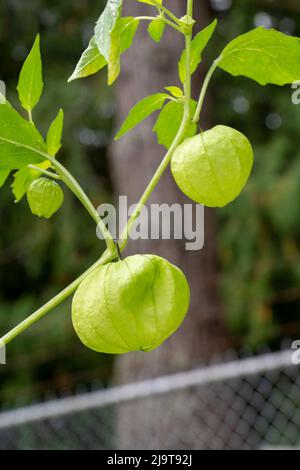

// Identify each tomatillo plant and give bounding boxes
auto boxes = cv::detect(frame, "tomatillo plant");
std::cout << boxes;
[1,0,300,354]
[72,255,190,354]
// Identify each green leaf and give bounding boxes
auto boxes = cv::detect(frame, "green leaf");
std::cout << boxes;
[12,161,50,202]
[148,18,165,43]
[164,86,183,98]
[46,109,64,157]
[0,171,9,188]
[68,37,107,82]
[218,26,300,86]
[108,17,140,85]
[0,101,47,170]
[179,19,217,84]
[94,0,123,62]
[153,100,197,149]
[17,34,43,112]
[115,93,169,140]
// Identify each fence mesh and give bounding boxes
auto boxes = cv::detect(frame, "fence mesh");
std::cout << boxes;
[0,350,299,450]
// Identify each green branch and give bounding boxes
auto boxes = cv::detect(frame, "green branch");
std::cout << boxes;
[149,0,182,26]
[47,156,116,255]
[187,0,194,17]
[27,164,61,180]
[120,0,194,248]
[28,110,33,123]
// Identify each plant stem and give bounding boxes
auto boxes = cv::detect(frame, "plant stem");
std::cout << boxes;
[136,16,183,33]
[47,156,116,255]
[12,138,116,254]
[150,0,182,26]
[0,0,194,347]
[136,16,157,21]
[187,0,194,17]
[192,57,220,125]
[28,110,33,123]
[119,123,188,249]
[160,17,183,34]
[120,0,193,249]
[0,250,114,347]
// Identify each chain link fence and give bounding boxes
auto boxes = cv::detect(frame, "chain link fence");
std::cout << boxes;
[0,349,299,450]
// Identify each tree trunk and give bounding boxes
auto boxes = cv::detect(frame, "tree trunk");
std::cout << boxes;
[109,0,233,449]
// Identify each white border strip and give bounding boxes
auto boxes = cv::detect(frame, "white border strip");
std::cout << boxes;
[0,349,295,430]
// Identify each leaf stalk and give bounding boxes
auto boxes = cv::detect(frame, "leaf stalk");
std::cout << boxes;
[0,0,194,346]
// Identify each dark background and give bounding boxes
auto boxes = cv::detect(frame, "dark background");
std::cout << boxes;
[1,0,300,407]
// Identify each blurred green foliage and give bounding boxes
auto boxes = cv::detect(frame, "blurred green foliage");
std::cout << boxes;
[1,0,300,405]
